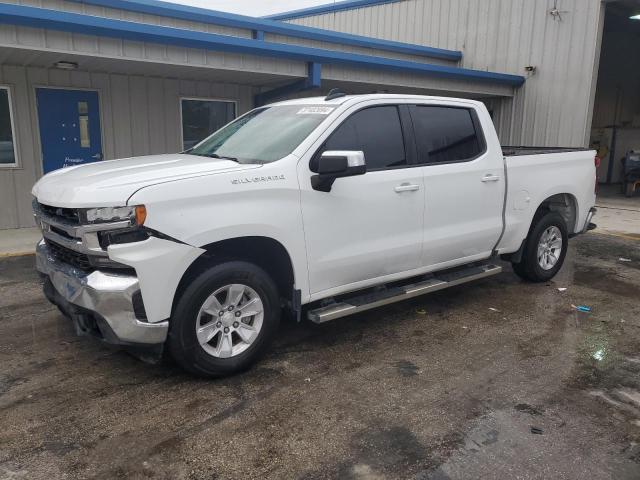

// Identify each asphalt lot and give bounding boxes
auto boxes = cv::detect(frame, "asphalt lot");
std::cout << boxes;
[1,232,640,480]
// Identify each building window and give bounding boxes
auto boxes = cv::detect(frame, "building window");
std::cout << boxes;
[0,87,17,167]
[181,98,236,150]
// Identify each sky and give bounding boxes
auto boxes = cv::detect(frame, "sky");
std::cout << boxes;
[166,0,333,17]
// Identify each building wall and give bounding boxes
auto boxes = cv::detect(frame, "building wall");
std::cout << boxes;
[0,0,516,98]
[0,65,253,229]
[0,0,555,229]
[0,0,306,79]
[288,0,605,148]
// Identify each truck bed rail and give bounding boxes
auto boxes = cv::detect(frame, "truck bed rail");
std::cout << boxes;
[502,146,592,157]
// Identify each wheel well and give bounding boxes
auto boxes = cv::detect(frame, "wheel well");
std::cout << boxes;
[536,193,578,232]
[502,193,577,263]
[172,236,295,314]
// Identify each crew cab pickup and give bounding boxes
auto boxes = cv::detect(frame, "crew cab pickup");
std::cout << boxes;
[32,93,597,376]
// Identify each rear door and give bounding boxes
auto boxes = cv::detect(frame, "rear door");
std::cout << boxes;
[408,103,504,268]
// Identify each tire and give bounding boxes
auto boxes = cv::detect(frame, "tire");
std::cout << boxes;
[168,261,281,377]
[511,211,568,283]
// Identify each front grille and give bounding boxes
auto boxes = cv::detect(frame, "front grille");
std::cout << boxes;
[38,202,81,225]
[45,239,92,271]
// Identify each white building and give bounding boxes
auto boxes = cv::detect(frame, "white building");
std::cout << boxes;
[0,0,636,230]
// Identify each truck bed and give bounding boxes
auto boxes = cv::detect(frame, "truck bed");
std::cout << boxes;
[497,147,597,256]
[502,146,592,157]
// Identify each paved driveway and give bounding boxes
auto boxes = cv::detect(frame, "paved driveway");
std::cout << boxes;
[1,233,640,480]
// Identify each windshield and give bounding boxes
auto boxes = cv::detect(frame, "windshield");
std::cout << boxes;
[186,105,335,164]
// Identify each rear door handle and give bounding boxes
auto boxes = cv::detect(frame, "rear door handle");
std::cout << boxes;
[481,174,500,182]
[394,183,420,193]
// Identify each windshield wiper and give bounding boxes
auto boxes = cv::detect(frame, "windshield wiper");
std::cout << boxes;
[202,153,240,162]
[185,151,240,162]
[212,154,239,162]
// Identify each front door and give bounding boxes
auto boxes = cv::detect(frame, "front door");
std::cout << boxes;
[299,104,424,297]
[36,88,103,174]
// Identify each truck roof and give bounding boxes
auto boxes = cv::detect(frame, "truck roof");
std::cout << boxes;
[268,93,484,108]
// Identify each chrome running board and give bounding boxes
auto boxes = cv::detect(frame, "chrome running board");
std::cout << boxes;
[307,263,502,324]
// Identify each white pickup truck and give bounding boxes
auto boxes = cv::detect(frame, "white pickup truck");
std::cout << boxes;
[32,93,597,376]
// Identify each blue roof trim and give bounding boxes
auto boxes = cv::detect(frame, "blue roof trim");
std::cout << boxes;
[0,5,525,87]
[264,0,401,21]
[66,0,461,61]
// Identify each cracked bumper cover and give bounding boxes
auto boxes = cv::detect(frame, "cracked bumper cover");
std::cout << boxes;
[36,240,169,345]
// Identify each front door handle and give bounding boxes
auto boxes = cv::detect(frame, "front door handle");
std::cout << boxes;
[92,153,103,160]
[481,174,500,182]
[394,183,420,193]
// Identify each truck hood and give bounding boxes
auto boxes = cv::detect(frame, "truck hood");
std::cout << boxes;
[32,154,261,208]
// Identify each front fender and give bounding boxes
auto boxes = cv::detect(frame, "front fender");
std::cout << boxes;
[126,159,310,302]
[108,237,205,323]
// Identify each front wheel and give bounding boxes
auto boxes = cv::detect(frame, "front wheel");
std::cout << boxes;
[512,211,568,282]
[168,261,281,377]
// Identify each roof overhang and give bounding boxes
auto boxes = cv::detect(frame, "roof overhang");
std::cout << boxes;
[66,0,461,61]
[0,4,526,88]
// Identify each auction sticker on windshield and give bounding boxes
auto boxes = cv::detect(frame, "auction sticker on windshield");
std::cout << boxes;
[297,106,335,115]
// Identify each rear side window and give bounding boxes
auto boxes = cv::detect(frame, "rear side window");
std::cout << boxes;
[323,106,406,170]
[410,106,484,164]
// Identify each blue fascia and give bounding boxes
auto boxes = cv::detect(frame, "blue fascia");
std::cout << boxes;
[255,62,322,106]
[0,5,525,87]
[264,0,401,21]
[65,0,461,61]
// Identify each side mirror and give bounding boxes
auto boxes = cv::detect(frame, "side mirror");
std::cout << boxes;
[311,150,366,192]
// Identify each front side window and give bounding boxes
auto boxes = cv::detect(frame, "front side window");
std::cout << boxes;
[0,87,17,166]
[410,106,483,164]
[181,98,236,150]
[323,106,406,170]
[188,105,333,164]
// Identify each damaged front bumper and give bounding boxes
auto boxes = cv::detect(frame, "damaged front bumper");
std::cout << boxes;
[36,240,168,346]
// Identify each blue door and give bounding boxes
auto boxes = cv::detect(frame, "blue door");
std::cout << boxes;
[36,88,103,174]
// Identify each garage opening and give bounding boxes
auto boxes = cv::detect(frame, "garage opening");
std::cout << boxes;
[590,0,640,196]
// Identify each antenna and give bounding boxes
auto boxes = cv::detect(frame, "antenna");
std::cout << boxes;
[325,88,347,101]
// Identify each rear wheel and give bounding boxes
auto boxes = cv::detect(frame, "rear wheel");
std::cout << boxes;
[168,261,280,377]
[511,211,568,282]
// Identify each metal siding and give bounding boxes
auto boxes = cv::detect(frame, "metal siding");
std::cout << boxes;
[0,25,308,81]
[0,4,524,86]
[0,1,305,78]
[264,0,402,20]
[0,2,527,90]
[0,65,253,229]
[288,0,604,147]
[13,0,463,61]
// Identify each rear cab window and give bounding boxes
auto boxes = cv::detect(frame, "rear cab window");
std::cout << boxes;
[409,105,486,165]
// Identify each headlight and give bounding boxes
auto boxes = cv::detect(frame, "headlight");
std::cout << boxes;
[84,205,146,225]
